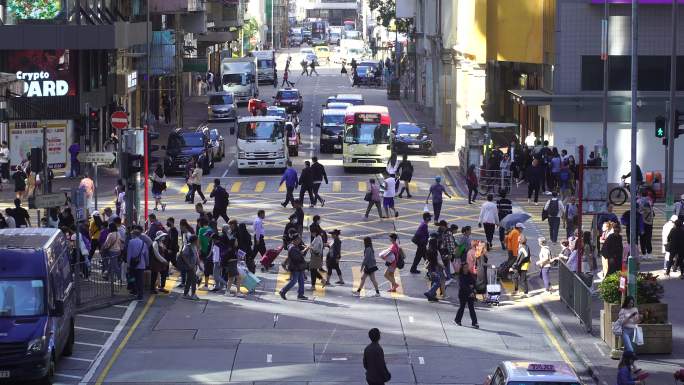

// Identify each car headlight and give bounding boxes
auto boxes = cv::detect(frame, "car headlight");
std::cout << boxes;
[27,336,45,355]
[276,150,284,158]
[321,134,330,139]
[238,151,246,158]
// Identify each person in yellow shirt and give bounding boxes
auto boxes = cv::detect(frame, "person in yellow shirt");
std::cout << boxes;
[512,234,531,297]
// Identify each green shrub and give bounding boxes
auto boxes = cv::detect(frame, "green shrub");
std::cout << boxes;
[598,272,664,304]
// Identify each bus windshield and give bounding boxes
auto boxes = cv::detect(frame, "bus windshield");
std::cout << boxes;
[238,121,283,141]
[345,123,390,145]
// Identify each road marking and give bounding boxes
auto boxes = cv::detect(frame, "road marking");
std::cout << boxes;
[352,269,364,297]
[409,181,418,192]
[77,314,121,321]
[332,181,341,192]
[230,181,242,193]
[278,183,286,192]
[92,296,156,385]
[75,326,113,334]
[418,356,425,365]
[206,183,215,194]
[331,357,348,361]
[275,265,290,293]
[527,301,575,369]
[75,341,104,347]
[255,181,266,193]
[409,316,414,323]
[56,373,82,379]
[267,353,272,363]
[358,181,367,192]
[64,356,94,362]
[390,274,404,299]
[79,301,138,384]
[180,184,189,194]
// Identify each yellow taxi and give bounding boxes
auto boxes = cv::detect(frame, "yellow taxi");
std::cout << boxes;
[484,362,582,385]
[314,45,331,64]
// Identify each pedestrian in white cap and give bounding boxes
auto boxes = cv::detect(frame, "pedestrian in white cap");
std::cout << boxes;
[663,215,678,271]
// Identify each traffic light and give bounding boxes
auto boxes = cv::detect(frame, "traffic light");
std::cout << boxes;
[676,110,684,139]
[120,152,143,179]
[89,108,99,130]
[655,116,666,138]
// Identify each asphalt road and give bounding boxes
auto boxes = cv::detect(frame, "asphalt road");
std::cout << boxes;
[49,49,593,385]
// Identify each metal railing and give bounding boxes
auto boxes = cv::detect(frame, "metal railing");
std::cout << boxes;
[72,253,129,309]
[477,167,514,197]
[558,261,593,332]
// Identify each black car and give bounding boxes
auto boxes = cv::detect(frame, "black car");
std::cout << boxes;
[317,109,346,153]
[164,130,213,175]
[393,122,433,155]
[274,88,303,113]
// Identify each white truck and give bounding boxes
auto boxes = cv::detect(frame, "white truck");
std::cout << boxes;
[329,26,343,45]
[220,57,258,104]
[249,50,277,85]
[340,38,366,63]
[236,116,288,173]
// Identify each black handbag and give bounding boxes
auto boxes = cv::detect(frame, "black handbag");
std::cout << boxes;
[363,192,372,202]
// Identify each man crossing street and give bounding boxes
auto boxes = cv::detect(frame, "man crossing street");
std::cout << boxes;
[311,156,328,207]
[280,161,299,208]
[210,178,230,224]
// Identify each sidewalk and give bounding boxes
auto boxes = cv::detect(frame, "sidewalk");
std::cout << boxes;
[445,167,684,385]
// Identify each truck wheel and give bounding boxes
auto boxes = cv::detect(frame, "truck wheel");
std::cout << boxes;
[62,321,75,356]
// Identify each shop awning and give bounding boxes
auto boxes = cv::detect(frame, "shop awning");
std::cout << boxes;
[508,89,554,106]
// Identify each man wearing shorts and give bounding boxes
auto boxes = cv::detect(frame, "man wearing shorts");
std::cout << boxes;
[383,174,399,218]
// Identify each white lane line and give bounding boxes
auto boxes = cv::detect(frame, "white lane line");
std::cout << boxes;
[79,301,138,385]
[409,316,414,323]
[74,341,104,348]
[77,314,121,321]
[55,373,82,379]
[64,357,94,362]
[75,326,113,334]
[266,353,273,363]
[418,356,425,365]
[113,305,128,309]
[331,357,348,361]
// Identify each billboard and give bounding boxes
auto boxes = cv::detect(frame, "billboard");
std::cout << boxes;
[6,50,77,97]
[9,120,68,170]
[7,0,61,19]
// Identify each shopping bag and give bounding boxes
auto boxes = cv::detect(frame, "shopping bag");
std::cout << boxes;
[633,326,644,346]
[423,204,430,213]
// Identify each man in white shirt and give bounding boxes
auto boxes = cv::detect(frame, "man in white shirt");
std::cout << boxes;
[253,209,266,258]
[382,174,399,219]
[477,194,499,249]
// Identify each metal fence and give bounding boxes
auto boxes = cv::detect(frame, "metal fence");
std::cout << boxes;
[558,261,593,332]
[72,254,129,309]
[477,167,514,196]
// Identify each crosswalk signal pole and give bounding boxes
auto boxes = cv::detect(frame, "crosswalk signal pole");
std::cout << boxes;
[666,0,678,218]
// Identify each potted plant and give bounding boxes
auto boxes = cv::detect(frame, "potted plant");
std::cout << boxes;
[598,272,671,354]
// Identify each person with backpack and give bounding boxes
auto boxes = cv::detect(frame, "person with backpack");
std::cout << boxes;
[409,212,431,274]
[397,154,414,198]
[496,191,512,249]
[279,234,309,300]
[423,237,442,302]
[354,236,380,296]
[542,191,565,243]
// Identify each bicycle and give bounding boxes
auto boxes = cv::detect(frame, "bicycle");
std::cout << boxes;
[608,177,657,206]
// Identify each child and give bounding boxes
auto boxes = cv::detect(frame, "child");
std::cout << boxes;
[325,229,344,285]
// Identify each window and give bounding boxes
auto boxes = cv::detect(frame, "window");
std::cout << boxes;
[582,55,684,91]
[638,56,669,91]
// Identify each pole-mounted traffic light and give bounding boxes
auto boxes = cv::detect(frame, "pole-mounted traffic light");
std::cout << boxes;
[89,108,99,130]
[655,115,666,138]
[676,110,684,139]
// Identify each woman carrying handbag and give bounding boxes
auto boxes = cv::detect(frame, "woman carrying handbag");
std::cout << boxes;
[353,237,381,297]
[364,178,383,219]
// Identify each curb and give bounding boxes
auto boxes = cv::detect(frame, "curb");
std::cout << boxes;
[444,166,467,197]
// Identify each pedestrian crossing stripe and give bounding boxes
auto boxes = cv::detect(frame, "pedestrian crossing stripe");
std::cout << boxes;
[352,268,365,296]
[332,181,341,192]
[391,273,404,299]
[255,181,266,193]
[230,182,242,193]
[358,182,366,192]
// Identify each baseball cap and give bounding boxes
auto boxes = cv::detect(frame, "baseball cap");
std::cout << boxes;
[515,222,526,229]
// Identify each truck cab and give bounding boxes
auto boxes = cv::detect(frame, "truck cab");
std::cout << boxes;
[221,58,258,105]
[0,228,76,383]
[250,50,277,85]
[236,116,288,173]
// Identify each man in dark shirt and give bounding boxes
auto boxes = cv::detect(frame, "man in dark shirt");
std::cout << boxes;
[9,198,30,228]
[210,178,230,224]
[310,156,328,207]
[363,328,391,385]
[298,161,315,207]
[496,191,513,249]
[279,235,309,300]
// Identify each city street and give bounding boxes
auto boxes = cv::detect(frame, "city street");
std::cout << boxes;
[44,54,591,385]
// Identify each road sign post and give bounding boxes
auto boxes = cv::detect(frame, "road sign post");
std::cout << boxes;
[77,152,116,211]
[34,193,68,209]
[110,111,129,130]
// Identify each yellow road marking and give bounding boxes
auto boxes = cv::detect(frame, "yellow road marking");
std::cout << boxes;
[94,295,156,385]
[527,302,575,369]
[255,181,266,193]
[180,184,189,194]
[206,183,215,194]
[275,265,290,293]
[409,182,418,192]
[358,181,367,192]
[391,273,404,299]
[230,182,242,193]
[278,183,286,192]
[332,181,341,192]
[352,268,365,296]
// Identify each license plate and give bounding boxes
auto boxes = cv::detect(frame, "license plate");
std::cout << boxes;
[0,371,9,378]
[333,144,341,149]
[359,162,374,167]
[408,144,420,149]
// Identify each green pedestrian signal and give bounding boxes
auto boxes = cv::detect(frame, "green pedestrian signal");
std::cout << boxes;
[655,116,667,138]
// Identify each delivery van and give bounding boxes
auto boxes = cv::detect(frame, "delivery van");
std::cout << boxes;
[0,228,76,383]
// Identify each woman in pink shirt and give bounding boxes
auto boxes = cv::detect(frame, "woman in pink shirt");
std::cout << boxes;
[381,233,400,292]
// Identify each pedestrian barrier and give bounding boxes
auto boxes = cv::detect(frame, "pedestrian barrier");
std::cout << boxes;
[477,167,514,197]
[72,254,129,310]
[558,261,593,332]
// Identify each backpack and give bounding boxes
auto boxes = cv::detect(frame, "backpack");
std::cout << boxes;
[547,199,560,217]
[396,247,406,269]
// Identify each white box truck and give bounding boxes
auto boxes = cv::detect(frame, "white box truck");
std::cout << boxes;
[236,116,288,173]
[249,50,277,85]
[220,57,258,104]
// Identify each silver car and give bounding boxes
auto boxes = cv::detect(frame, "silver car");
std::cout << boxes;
[208,92,237,121]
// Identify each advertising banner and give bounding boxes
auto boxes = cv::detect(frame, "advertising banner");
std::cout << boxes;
[9,120,68,170]
[6,50,77,97]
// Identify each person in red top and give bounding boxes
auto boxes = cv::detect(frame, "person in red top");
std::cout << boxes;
[248,98,261,116]
[381,233,400,292]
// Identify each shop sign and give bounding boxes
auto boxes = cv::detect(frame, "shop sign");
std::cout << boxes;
[16,71,69,97]
[127,71,138,90]
[9,120,67,169]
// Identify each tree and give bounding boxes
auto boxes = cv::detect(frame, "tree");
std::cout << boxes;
[368,0,412,32]
[242,17,260,51]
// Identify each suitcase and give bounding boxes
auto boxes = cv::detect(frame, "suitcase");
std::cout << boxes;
[497,261,512,280]
[260,245,283,271]
[241,271,261,292]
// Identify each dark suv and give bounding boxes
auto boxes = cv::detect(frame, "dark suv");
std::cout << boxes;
[274,88,303,113]
[164,130,213,175]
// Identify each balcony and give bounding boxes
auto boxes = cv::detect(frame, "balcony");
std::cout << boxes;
[149,0,206,14]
